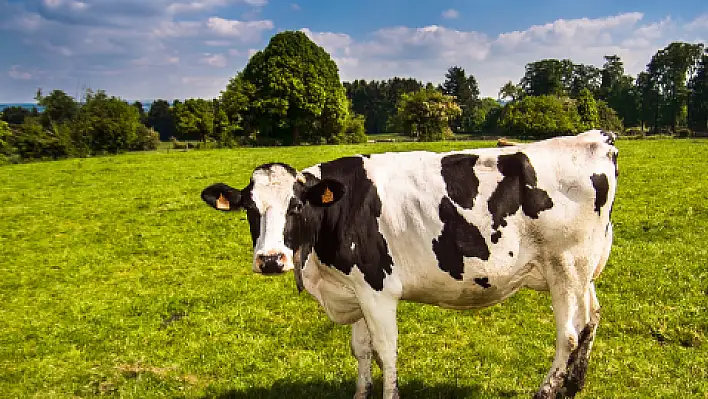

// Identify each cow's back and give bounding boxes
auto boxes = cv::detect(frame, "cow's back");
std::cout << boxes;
[355,130,617,307]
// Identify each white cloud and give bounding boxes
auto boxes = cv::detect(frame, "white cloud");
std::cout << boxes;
[1,3,707,103]
[168,0,268,14]
[8,65,34,80]
[206,17,274,39]
[200,53,228,67]
[290,3,300,11]
[441,9,459,19]
[304,12,708,98]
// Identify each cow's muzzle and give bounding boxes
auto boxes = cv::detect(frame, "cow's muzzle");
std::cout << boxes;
[255,252,293,275]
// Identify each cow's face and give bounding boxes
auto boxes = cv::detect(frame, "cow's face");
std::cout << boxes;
[201,163,344,275]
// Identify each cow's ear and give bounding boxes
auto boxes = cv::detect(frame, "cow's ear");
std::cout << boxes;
[305,179,345,207]
[201,183,242,211]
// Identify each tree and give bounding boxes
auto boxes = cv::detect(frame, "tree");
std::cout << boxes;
[599,55,625,100]
[441,66,480,133]
[132,101,148,125]
[73,90,142,154]
[147,99,176,141]
[344,78,423,134]
[576,88,600,130]
[498,81,522,102]
[569,64,601,98]
[390,88,461,141]
[223,31,351,145]
[597,101,624,132]
[0,120,11,162]
[1,106,35,125]
[498,95,583,138]
[462,97,502,133]
[599,56,641,128]
[7,117,69,160]
[637,71,658,131]
[521,59,573,96]
[35,89,78,128]
[646,42,704,132]
[688,52,708,132]
[172,98,214,142]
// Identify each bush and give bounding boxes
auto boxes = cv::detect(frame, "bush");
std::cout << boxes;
[597,100,624,133]
[330,114,367,144]
[130,125,160,151]
[498,95,583,137]
[392,88,461,141]
[0,121,12,164]
[9,118,70,160]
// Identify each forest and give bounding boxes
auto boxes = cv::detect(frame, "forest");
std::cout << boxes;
[1,31,707,163]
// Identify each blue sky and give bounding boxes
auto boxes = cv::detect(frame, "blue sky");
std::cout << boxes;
[1,0,707,102]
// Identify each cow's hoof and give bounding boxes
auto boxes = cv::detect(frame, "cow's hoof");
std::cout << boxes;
[534,369,564,399]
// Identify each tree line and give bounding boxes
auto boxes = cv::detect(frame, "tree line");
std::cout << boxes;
[2,31,707,163]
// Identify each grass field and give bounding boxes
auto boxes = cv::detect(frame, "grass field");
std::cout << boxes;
[1,139,706,398]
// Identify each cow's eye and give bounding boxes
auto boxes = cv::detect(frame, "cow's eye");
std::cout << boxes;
[288,200,303,215]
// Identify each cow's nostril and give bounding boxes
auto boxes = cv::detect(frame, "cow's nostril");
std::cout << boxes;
[260,254,280,264]
[258,253,285,274]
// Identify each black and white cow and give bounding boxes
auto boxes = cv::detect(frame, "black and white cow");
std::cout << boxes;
[201,130,618,399]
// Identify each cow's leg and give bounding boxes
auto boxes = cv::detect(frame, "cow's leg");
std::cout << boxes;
[358,294,399,399]
[536,274,600,399]
[563,282,601,397]
[351,318,374,399]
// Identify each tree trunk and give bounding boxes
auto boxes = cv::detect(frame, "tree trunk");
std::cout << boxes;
[293,124,300,145]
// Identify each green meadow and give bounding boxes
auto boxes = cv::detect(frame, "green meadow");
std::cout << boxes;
[1,139,706,398]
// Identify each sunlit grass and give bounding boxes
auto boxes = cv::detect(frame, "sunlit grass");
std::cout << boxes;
[0,139,706,398]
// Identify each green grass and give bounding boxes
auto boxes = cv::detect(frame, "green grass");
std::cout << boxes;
[1,139,706,398]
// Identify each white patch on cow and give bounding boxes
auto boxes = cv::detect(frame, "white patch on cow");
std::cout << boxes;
[249,164,298,272]
[351,242,356,251]
[302,164,322,179]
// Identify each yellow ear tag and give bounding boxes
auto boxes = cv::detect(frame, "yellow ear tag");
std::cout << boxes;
[321,187,334,204]
[216,193,230,210]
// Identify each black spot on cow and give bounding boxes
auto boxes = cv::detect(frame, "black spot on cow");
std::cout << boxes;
[600,130,615,145]
[488,152,554,241]
[360,154,371,158]
[474,277,491,289]
[610,151,618,177]
[290,157,394,291]
[441,154,479,209]
[509,251,514,257]
[491,231,502,244]
[590,173,609,216]
[433,197,490,280]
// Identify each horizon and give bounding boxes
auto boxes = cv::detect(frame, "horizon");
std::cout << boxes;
[1,1,707,103]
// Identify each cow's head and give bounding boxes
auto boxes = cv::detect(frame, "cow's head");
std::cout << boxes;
[201,163,344,275]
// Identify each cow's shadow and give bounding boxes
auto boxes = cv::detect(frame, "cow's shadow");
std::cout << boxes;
[203,378,521,398]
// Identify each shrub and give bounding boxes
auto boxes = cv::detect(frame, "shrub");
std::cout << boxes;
[498,95,582,137]
[9,118,70,160]
[330,114,367,144]
[130,125,160,151]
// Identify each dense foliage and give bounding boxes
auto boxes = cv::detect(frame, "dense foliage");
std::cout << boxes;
[344,78,423,134]
[221,31,360,145]
[498,95,583,137]
[2,35,707,164]
[390,88,461,141]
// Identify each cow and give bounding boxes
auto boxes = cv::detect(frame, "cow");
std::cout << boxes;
[200,129,618,399]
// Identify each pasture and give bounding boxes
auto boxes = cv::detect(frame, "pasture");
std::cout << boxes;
[0,139,706,398]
